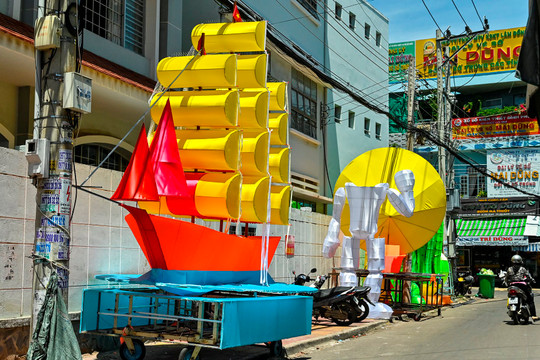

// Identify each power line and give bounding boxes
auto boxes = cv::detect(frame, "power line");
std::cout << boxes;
[470,0,485,28]
[420,0,444,34]
[450,0,470,30]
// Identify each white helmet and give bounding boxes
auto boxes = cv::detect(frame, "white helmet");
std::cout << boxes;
[511,254,523,264]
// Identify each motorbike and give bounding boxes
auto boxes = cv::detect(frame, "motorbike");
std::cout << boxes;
[454,268,474,296]
[507,279,533,325]
[293,268,373,326]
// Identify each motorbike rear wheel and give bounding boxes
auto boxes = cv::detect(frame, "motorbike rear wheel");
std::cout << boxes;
[331,302,358,326]
[355,298,370,322]
[512,313,519,325]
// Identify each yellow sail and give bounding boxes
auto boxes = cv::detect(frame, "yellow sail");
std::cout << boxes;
[156,54,237,89]
[191,21,267,53]
[176,129,241,171]
[151,90,239,128]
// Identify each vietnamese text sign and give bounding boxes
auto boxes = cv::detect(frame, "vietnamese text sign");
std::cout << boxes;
[452,114,540,139]
[456,235,528,246]
[487,148,540,197]
[388,41,415,83]
[417,27,525,79]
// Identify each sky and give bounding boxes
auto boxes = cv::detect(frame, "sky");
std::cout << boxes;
[368,0,529,44]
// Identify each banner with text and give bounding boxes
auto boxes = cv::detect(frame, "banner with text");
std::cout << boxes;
[415,26,525,79]
[487,148,540,198]
[452,114,540,139]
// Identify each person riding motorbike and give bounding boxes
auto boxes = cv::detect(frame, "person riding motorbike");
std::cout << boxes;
[505,254,538,321]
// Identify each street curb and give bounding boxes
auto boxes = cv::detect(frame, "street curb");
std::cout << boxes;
[284,320,388,356]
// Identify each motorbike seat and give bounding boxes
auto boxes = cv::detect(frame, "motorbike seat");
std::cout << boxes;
[315,286,355,300]
[354,286,371,296]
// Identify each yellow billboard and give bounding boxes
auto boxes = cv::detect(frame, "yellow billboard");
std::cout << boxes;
[416,27,525,79]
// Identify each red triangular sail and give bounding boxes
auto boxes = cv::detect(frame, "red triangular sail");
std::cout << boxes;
[149,99,189,197]
[111,124,159,201]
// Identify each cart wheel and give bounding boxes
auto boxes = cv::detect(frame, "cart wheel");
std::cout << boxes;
[119,339,146,360]
[267,340,284,357]
[178,346,199,360]
[414,313,422,322]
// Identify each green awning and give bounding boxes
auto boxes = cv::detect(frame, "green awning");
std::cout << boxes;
[456,218,526,237]
[455,218,528,246]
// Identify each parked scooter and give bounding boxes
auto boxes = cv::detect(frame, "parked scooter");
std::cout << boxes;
[507,279,534,325]
[293,268,373,325]
[454,268,474,296]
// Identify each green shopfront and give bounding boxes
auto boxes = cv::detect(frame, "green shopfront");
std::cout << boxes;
[454,197,540,285]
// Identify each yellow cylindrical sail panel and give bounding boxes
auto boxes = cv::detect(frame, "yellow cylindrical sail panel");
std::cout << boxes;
[237,54,267,89]
[269,113,288,145]
[176,129,241,171]
[195,172,242,219]
[270,185,291,225]
[269,147,290,183]
[241,131,269,176]
[138,197,175,216]
[151,90,239,128]
[240,176,270,223]
[191,21,267,53]
[156,54,237,89]
[268,82,287,111]
[238,90,269,129]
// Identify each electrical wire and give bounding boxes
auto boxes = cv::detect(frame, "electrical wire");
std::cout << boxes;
[470,0,485,28]
[79,49,202,187]
[450,0,470,30]
[420,0,444,35]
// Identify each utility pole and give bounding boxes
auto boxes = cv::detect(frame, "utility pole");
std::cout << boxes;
[406,56,416,151]
[30,0,78,334]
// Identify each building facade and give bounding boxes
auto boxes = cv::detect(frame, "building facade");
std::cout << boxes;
[0,0,390,354]
[388,26,540,282]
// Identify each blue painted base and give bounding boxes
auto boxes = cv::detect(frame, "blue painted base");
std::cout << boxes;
[80,287,313,349]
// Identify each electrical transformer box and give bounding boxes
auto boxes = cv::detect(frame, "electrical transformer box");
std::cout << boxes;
[34,15,61,50]
[63,72,92,114]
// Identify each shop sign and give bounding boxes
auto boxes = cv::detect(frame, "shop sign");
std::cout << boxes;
[452,114,540,139]
[487,148,540,198]
[456,235,528,246]
[388,41,415,82]
[416,26,525,79]
[459,197,537,217]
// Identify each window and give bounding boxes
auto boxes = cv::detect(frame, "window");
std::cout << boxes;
[296,0,319,19]
[375,122,381,139]
[74,144,130,172]
[376,31,382,47]
[348,111,355,129]
[335,2,342,19]
[349,12,356,30]
[514,94,526,106]
[229,224,256,236]
[364,23,371,39]
[482,98,502,109]
[291,68,318,138]
[459,167,487,198]
[364,117,370,135]
[334,105,342,123]
[82,0,144,55]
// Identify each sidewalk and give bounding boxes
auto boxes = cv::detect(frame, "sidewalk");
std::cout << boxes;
[84,290,506,359]
[81,318,389,360]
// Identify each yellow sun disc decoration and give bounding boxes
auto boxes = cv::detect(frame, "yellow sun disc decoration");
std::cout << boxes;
[335,147,446,254]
